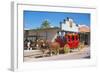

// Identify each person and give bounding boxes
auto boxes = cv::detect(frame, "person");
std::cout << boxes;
[24,39,28,50]
[27,40,31,50]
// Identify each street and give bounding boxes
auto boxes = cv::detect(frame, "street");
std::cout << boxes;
[24,46,90,62]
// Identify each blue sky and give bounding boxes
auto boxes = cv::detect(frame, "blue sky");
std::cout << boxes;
[24,10,90,29]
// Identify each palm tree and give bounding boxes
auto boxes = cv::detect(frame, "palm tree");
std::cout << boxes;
[41,20,50,28]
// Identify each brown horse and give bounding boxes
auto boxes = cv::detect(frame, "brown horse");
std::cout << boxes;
[36,40,60,56]
[49,42,60,56]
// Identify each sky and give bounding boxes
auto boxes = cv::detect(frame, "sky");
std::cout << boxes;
[24,10,90,29]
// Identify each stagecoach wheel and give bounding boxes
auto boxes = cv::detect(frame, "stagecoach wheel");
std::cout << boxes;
[64,44,70,53]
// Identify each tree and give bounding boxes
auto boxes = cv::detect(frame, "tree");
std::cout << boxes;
[41,20,50,28]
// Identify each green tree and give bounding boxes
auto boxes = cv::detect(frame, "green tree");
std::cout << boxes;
[41,20,50,28]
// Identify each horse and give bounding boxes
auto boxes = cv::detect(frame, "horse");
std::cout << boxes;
[35,39,60,56]
[49,42,60,56]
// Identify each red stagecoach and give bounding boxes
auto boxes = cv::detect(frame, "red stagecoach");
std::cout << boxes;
[55,32,80,50]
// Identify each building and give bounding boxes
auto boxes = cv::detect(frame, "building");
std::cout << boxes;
[24,27,60,42]
[78,25,90,45]
[60,17,78,32]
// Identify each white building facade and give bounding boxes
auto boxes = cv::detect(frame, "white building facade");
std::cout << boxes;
[61,18,78,32]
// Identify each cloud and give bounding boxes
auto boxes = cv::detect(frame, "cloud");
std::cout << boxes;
[78,24,89,28]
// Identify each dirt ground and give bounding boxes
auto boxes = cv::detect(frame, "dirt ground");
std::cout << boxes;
[24,46,90,62]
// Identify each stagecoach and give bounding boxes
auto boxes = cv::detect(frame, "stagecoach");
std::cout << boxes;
[54,31,84,54]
